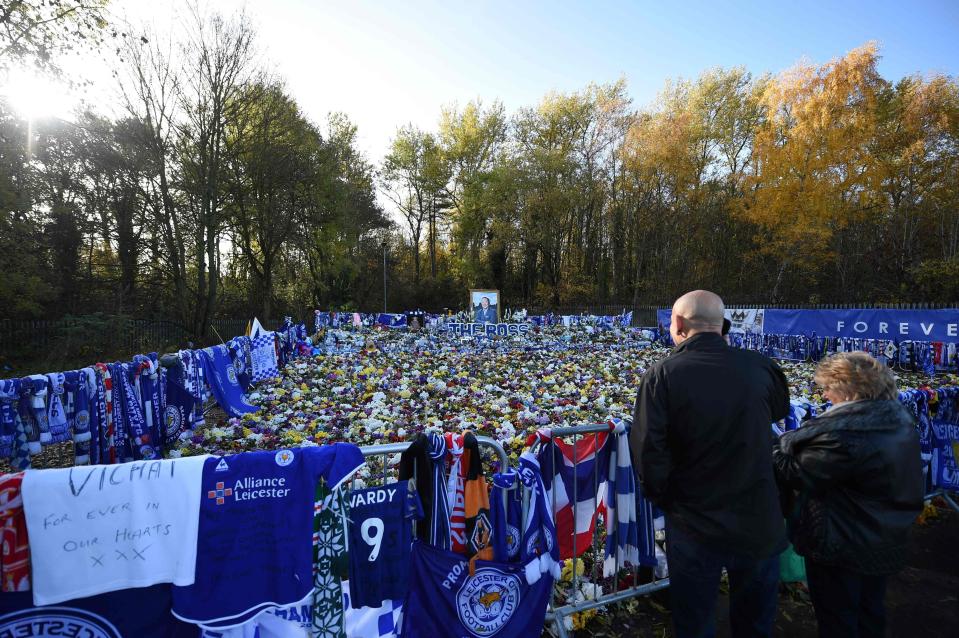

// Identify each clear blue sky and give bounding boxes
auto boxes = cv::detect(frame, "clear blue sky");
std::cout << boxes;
[94,0,959,162]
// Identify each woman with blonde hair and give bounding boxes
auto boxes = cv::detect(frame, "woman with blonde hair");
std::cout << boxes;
[773,352,924,638]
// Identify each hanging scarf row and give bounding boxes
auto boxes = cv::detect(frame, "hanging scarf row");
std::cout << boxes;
[0,320,308,469]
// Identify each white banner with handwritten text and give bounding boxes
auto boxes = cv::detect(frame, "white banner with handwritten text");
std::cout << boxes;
[22,455,209,606]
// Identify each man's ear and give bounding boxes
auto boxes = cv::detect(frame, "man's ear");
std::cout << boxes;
[673,314,685,336]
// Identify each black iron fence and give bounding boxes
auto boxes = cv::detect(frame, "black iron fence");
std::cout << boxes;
[0,315,284,377]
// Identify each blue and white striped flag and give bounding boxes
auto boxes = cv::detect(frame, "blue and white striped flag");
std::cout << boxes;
[250,333,280,383]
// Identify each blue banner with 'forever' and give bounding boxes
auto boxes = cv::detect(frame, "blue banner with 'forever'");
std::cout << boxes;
[763,309,959,341]
[657,308,959,341]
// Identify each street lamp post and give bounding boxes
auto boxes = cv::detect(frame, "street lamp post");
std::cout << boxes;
[381,241,388,313]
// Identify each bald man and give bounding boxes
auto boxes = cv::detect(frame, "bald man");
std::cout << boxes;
[631,290,790,638]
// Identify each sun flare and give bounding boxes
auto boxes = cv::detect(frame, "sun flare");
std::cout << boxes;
[0,69,74,120]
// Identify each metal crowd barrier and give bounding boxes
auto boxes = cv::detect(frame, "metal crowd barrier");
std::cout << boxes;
[539,423,669,638]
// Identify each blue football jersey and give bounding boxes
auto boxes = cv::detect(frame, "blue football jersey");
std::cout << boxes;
[172,444,364,626]
[347,480,423,609]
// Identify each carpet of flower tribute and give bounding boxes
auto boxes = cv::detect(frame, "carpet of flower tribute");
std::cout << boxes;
[174,326,958,465]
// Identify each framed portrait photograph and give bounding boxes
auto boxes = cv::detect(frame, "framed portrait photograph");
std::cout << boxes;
[469,289,500,324]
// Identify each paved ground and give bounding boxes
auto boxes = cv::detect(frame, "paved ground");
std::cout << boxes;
[570,501,959,637]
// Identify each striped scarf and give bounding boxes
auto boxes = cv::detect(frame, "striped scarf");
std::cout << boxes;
[114,363,158,461]
[134,356,163,457]
[45,373,70,444]
[109,363,133,462]
[82,368,100,465]
[20,374,52,456]
[94,363,116,464]
[180,350,206,430]
[602,418,656,576]
[428,432,452,550]
[444,432,466,552]
[517,452,561,584]
[0,380,30,470]
[489,471,522,563]
[0,380,19,459]
[65,370,92,465]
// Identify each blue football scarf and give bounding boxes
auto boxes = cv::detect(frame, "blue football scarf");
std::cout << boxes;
[921,343,937,377]
[516,453,561,584]
[931,387,959,490]
[114,363,158,461]
[177,351,206,430]
[134,355,164,456]
[0,380,31,468]
[172,444,364,628]
[106,363,130,462]
[163,375,196,447]
[10,407,32,471]
[428,432,452,550]
[21,375,49,451]
[64,370,92,465]
[227,337,253,392]
[937,386,959,423]
[400,541,553,638]
[45,373,71,444]
[489,472,523,563]
[0,378,20,460]
[0,584,199,638]
[199,346,259,418]
[90,366,108,465]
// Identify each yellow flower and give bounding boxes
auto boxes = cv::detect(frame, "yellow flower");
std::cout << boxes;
[560,558,585,583]
[572,609,597,630]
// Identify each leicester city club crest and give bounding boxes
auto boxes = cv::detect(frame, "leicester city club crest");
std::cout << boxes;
[525,529,540,557]
[505,524,520,558]
[164,405,183,438]
[0,608,121,638]
[227,365,238,386]
[275,449,294,467]
[456,568,521,637]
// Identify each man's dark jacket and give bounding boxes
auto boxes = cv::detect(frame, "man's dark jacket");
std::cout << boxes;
[773,399,923,575]
[631,332,790,558]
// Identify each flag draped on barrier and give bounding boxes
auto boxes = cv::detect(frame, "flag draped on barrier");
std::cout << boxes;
[534,428,611,560]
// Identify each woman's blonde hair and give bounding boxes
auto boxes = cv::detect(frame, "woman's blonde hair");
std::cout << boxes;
[814,351,898,402]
